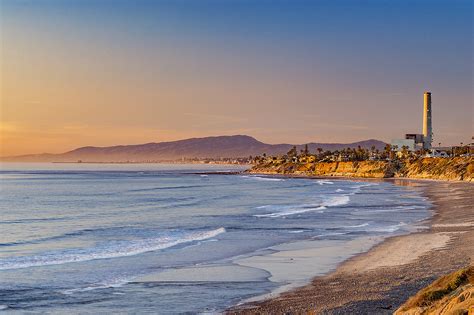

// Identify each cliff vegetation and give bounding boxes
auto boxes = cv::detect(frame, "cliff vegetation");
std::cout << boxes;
[395,266,474,315]
[249,157,474,182]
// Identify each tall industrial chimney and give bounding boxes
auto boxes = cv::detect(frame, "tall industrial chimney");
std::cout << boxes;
[422,92,432,150]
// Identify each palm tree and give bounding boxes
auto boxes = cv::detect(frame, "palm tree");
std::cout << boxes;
[287,146,297,157]
[401,145,409,159]
[383,144,392,159]
[303,144,309,156]
[316,147,323,159]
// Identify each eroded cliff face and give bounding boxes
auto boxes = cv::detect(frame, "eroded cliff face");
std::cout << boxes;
[314,161,395,178]
[249,157,473,181]
[397,157,474,181]
[250,160,395,178]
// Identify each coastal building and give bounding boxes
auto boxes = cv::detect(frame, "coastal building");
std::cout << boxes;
[405,133,424,146]
[391,91,433,151]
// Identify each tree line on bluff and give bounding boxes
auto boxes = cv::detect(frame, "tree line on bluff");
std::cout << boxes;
[250,144,470,165]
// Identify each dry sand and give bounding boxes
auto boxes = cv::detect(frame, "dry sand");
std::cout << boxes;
[228,179,474,314]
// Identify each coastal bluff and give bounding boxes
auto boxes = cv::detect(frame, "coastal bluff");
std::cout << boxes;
[248,157,474,182]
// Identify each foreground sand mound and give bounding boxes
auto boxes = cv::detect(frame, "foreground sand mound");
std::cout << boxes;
[395,266,474,315]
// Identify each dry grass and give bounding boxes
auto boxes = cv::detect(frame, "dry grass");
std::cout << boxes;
[398,266,474,311]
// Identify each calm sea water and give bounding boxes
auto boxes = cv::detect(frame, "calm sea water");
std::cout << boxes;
[0,163,430,314]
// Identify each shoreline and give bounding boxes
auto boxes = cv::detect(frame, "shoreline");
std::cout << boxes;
[231,235,387,305]
[227,177,474,314]
[244,170,472,182]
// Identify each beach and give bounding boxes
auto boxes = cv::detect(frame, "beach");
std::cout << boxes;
[228,179,474,314]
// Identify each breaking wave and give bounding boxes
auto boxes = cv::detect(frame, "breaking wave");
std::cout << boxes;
[323,195,350,207]
[241,176,285,182]
[254,195,350,218]
[60,276,132,295]
[369,222,407,233]
[316,180,334,185]
[342,222,370,228]
[0,228,225,270]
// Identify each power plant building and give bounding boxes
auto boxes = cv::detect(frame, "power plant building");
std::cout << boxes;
[391,92,433,151]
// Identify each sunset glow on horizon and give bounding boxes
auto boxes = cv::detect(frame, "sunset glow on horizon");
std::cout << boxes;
[1,0,472,156]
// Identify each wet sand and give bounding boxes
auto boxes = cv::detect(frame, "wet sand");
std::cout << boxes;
[228,179,474,314]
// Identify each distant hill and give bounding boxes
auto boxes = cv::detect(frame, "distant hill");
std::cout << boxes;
[1,135,386,162]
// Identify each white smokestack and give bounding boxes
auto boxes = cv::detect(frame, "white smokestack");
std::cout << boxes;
[423,91,432,150]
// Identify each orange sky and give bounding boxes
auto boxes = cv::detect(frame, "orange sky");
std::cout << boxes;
[1,1,472,156]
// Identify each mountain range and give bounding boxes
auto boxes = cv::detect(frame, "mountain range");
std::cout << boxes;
[2,135,386,162]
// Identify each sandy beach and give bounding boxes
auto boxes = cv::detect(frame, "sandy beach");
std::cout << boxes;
[228,179,474,314]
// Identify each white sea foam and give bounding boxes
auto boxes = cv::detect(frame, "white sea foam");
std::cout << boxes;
[323,195,350,207]
[61,276,131,295]
[254,206,326,218]
[343,222,370,228]
[349,182,378,194]
[255,194,350,218]
[0,228,225,270]
[241,175,285,181]
[370,222,406,233]
[312,232,346,238]
[354,183,378,188]
[316,180,334,185]
[252,177,285,182]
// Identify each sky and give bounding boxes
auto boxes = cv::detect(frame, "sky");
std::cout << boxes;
[1,0,472,156]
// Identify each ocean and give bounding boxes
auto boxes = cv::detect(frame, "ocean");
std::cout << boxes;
[0,163,431,314]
